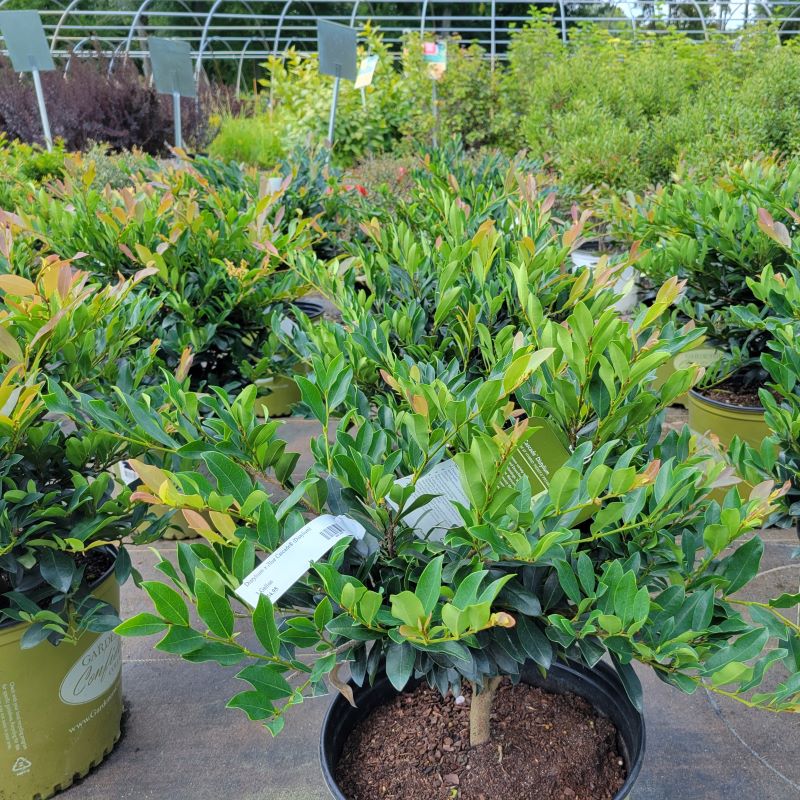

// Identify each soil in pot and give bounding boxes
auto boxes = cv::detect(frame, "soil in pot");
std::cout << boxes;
[335,679,626,800]
[701,372,765,408]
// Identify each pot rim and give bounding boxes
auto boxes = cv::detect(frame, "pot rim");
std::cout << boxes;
[291,297,325,320]
[688,387,764,415]
[319,658,645,800]
[0,544,118,632]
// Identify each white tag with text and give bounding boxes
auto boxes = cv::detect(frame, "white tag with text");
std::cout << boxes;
[388,460,468,540]
[235,515,365,607]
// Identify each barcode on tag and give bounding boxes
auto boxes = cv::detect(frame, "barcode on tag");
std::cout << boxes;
[320,520,352,540]
[235,514,365,607]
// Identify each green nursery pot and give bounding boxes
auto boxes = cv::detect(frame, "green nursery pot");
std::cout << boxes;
[254,297,326,418]
[255,374,302,418]
[652,343,720,404]
[0,555,123,800]
[686,389,769,450]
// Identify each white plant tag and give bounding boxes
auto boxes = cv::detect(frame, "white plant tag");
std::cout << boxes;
[235,514,365,607]
[279,315,297,335]
[117,461,138,486]
[387,460,468,540]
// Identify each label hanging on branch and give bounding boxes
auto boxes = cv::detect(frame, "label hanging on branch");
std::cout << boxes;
[388,418,572,539]
[496,419,571,494]
[116,460,139,486]
[235,514,365,607]
[389,460,468,537]
[422,41,447,80]
[354,54,379,89]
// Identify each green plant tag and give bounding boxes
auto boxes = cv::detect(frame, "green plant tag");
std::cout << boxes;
[390,418,573,538]
[497,418,571,495]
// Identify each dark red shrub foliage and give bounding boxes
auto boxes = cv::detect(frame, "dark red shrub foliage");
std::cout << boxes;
[0,57,213,154]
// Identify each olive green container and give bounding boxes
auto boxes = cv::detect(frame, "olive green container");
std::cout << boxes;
[653,344,720,405]
[0,564,122,800]
[686,389,769,450]
[255,374,302,418]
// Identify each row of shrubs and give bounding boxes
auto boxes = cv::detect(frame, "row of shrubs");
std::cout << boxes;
[210,15,800,195]
[0,140,797,771]
[5,16,800,195]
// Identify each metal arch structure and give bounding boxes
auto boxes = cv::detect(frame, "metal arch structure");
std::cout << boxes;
[63,36,123,74]
[6,0,800,69]
[122,0,205,55]
[51,0,86,51]
[195,33,238,86]
[194,0,269,81]
[273,0,317,57]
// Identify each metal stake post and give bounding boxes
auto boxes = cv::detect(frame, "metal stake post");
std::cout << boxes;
[30,67,53,152]
[432,80,438,149]
[172,90,182,149]
[327,66,341,145]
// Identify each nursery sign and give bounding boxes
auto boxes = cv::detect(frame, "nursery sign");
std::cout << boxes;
[317,19,358,146]
[388,418,571,539]
[317,19,358,81]
[148,37,196,98]
[0,11,54,151]
[0,11,54,73]
[235,514,366,607]
[148,36,195,150]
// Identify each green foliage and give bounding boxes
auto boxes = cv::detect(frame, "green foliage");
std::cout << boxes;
[209,115,286,168]
[0,135,67,209]
[5,154,321,386]
[96,344,797,734]
[727,217,800,523]
[0,260,166,645]
[609,157,800,312]
[64,153,797,734]
[401,34,513,150]
[261,23,411,166]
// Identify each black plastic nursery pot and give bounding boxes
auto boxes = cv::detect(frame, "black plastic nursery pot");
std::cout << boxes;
[320,659,646,800]
[0,547,123,800]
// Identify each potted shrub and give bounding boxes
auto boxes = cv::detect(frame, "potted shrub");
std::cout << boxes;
[725,217,800,530]
[97,313,797,798]
[609,157,800,393]
[681,208,800,450]
[280,166,643,409]
[11,154,318,396]
[0,257,164,799]
[245,297,327,418]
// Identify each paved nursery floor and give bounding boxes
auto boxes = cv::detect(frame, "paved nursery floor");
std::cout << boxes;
[63,418,800,800]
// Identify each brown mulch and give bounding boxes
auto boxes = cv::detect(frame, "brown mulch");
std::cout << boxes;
[335,679,627,800]
[701,374,765,409]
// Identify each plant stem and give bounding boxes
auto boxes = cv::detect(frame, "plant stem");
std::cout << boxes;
[469,676,502,747]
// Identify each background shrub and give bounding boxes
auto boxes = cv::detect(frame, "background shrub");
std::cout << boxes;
[208,114,286,166]
[0,58,211,154]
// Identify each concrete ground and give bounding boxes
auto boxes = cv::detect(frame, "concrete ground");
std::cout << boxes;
[62,417,800,800]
